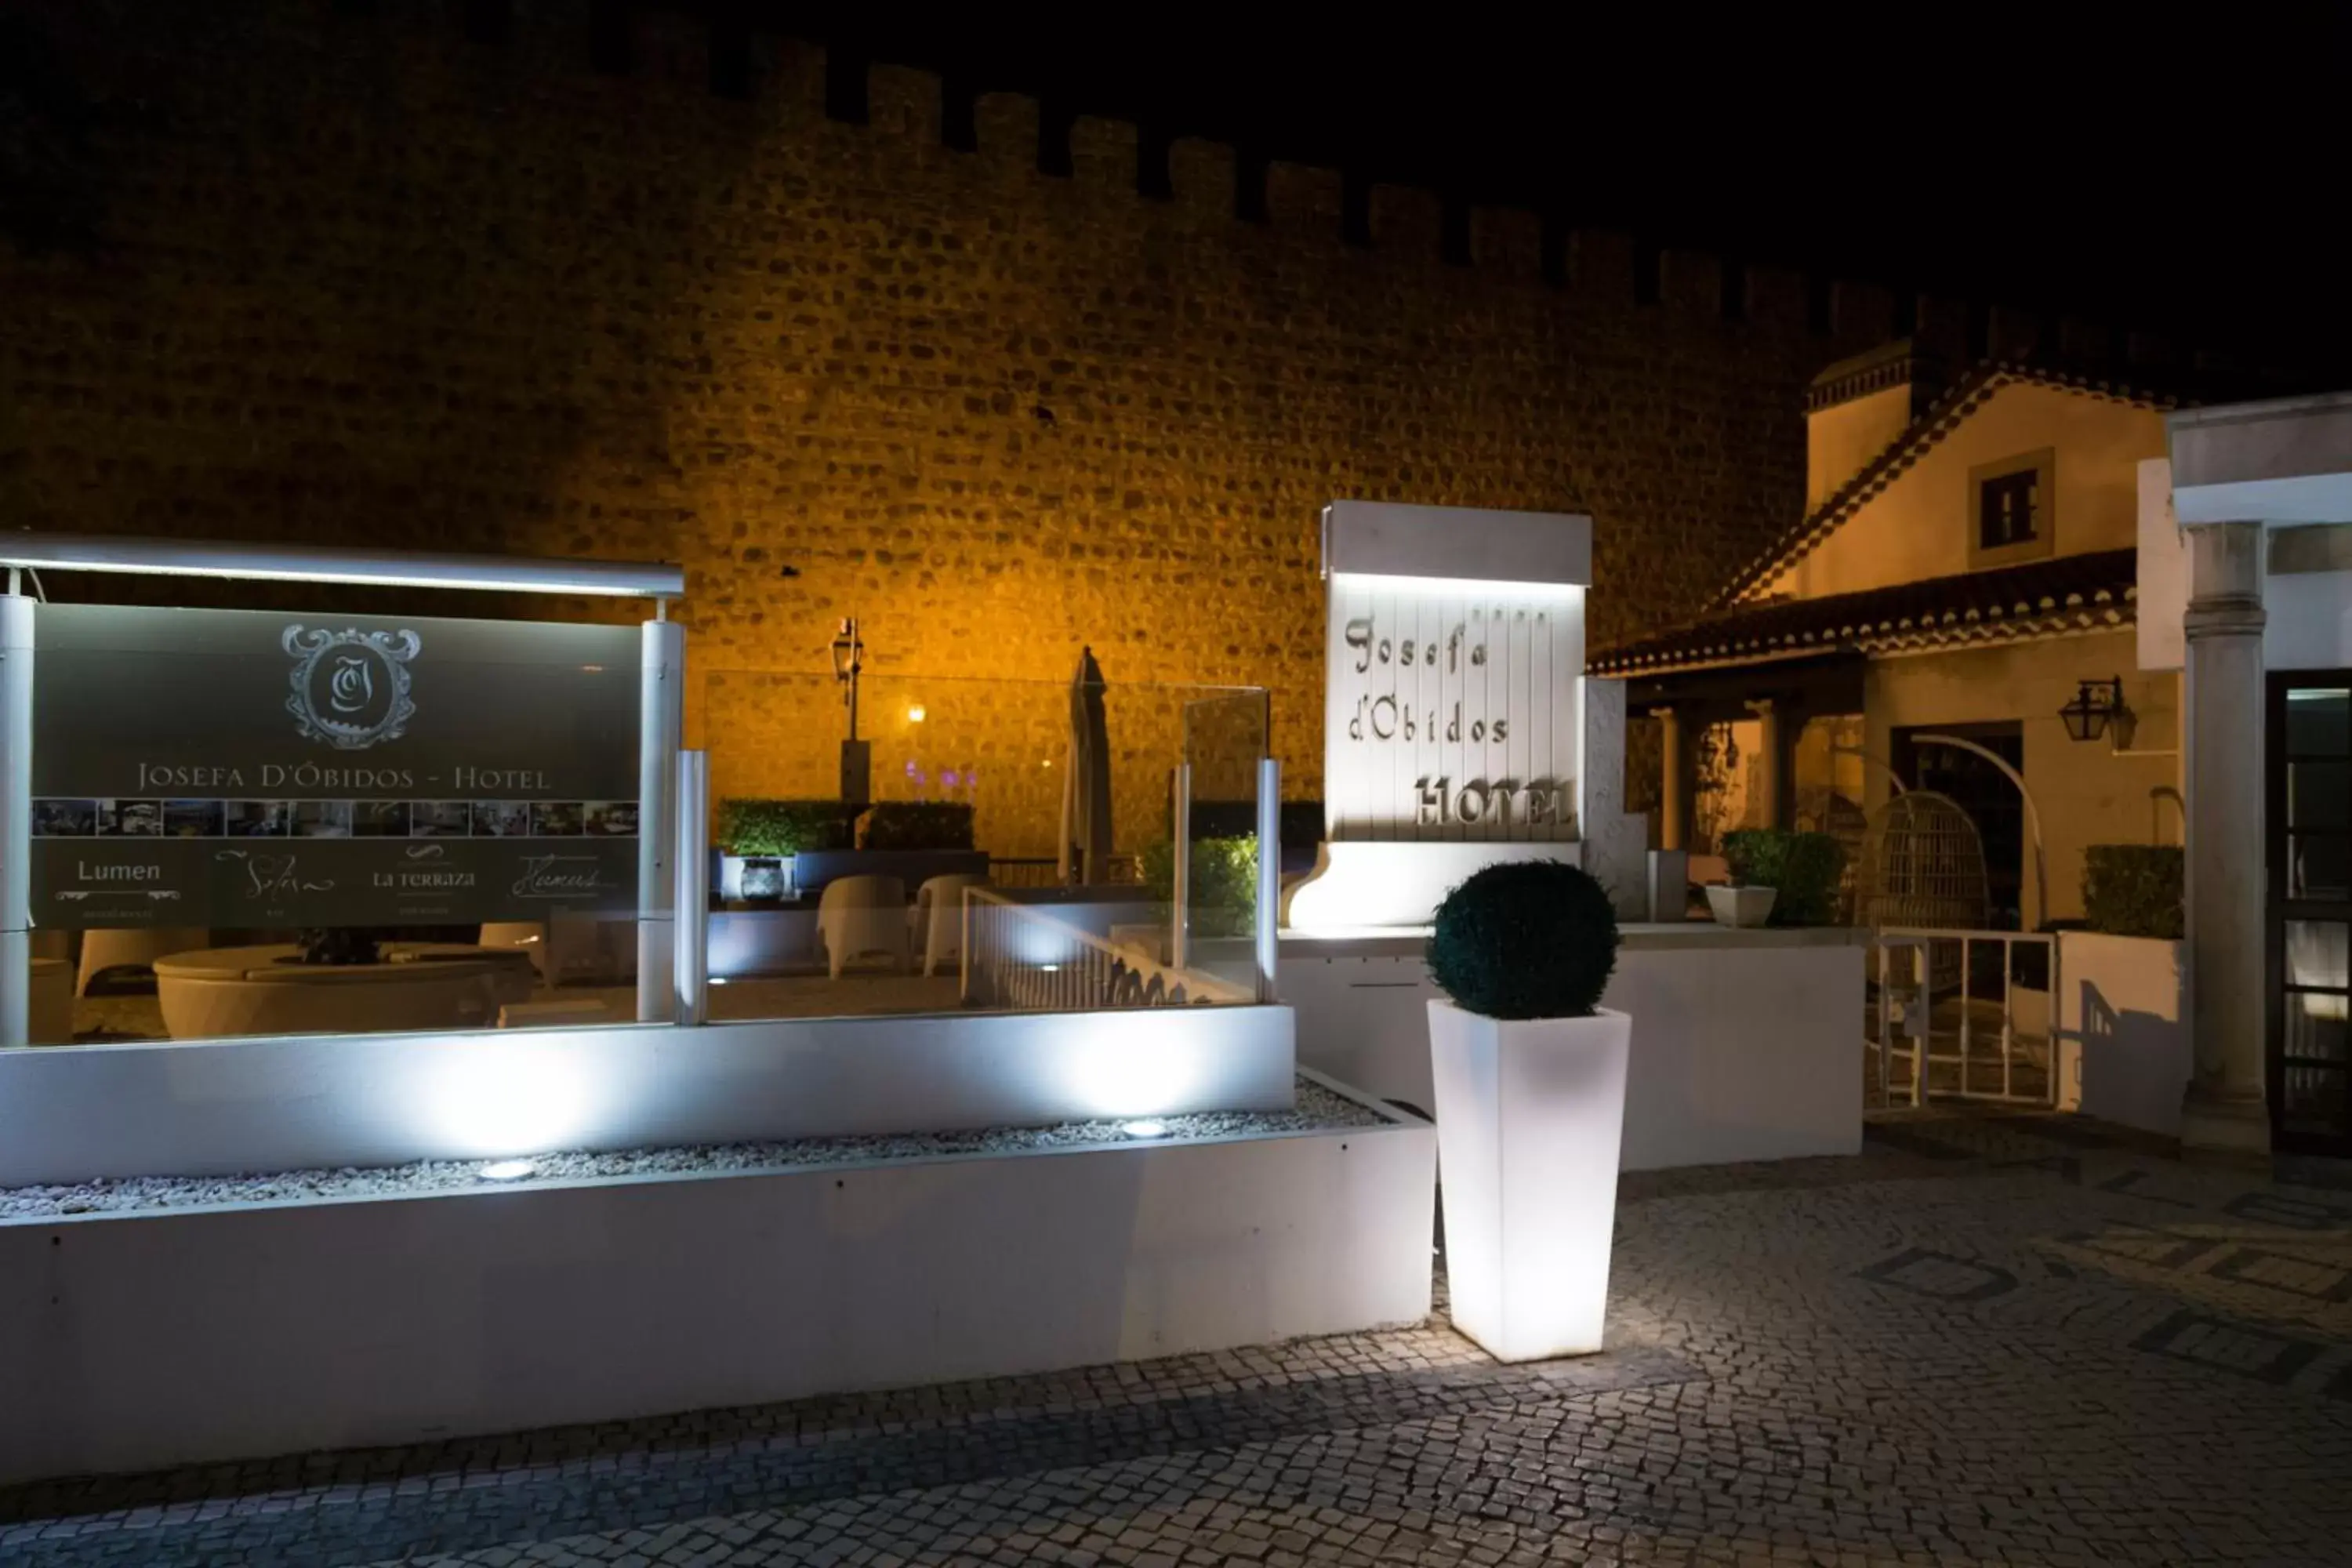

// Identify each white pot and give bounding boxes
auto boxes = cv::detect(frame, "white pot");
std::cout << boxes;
[1427,998,1631,1361]
[1704,884,1777,928]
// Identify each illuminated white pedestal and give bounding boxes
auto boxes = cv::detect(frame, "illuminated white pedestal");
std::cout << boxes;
[1427,999,1628,1361]
[1287,840,1580,931]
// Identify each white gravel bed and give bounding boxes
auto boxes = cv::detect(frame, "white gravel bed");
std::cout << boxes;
[0,1077,1390,1221]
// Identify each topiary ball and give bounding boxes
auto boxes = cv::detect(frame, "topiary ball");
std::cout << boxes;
[1425,859,1621,1020]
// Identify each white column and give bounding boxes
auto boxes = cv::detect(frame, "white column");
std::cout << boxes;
[1652,706,1689,851]
[2181,520,2269,1156]
[1745,699,1784,829]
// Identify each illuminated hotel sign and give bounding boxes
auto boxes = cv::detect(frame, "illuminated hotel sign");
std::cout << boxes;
[1289,502,1597,931]
[1325,582,1582,840]
[28,604,641,929]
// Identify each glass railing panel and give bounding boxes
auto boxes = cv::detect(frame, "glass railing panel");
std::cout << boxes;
[693,666,1270,1018]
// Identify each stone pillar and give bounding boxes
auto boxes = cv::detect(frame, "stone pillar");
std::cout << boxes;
[1745,699,1784,829]
[1652,706,1690,851]
[2181,520,2270,1156]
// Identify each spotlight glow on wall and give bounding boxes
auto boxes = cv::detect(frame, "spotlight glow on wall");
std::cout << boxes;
[418,1040,600,1159]
[1067,1038,1210,1120]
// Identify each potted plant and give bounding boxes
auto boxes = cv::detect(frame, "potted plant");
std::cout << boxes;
[1708,828,1846,928]
[1425,859,1626,1362]
[714,799,857,904]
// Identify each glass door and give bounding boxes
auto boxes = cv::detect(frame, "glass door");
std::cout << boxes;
[2270,674,2352,1152]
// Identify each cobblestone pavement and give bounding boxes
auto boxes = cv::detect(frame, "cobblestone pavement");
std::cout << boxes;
[9,1111,2352,1566]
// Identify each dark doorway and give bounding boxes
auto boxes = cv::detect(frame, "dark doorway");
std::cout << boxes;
[1893,722,2025,931]
[2268,673,2352,1154]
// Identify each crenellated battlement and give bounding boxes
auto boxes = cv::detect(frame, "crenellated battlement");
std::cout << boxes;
[89,0,2205,371]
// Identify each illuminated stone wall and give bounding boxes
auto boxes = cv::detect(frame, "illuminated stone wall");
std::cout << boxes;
[1,1,1926,850]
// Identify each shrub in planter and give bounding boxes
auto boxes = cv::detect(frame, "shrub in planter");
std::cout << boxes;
[1427,859,1619,1019]
[1141,836,1258,938]
[2082,844,2184,939]
[1424,858,1628,1362]
[1721,827,1846,927]
[858,801,976,851]
[714,799,857,858]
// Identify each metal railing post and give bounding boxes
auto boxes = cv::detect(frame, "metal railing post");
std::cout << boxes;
[636,615,684,1022]
[1254,757,1281,1003]
[0,593,32,1047]
[1170,763,1192,972]
[672,749,708,1025]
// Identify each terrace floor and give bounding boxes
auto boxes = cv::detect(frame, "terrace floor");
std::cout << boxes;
[9,1110,2352,1566]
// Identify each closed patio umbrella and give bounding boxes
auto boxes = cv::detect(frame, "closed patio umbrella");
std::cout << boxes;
[1058,647,1112,886]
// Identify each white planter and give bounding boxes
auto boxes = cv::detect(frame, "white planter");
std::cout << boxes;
[1427,998,1630,1361]
[1704,884,1776,928]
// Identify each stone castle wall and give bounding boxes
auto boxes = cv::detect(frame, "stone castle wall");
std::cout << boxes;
[3,1,1966,854]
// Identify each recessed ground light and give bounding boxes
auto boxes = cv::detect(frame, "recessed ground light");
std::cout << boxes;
[481,1159,536,1181]
[1120,1120,1168,1139]
[1040,964,1060,972]
[709,976,729,985]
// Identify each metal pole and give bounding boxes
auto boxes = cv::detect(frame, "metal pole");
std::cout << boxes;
[0,593,31,1047]
[1170,763,1192,971]
[636,616,684,1022]
[1254,756,1280,1003]
[673,749,709,1025]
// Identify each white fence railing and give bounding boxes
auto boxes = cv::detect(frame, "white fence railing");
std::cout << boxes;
[1871,927,2060,1109]
[959,887,1255,1011]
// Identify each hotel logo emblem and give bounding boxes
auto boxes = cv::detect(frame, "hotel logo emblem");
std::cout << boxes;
[282,625,421,750]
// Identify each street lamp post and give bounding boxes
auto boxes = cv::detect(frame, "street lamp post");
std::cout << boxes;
[831,617,870,805]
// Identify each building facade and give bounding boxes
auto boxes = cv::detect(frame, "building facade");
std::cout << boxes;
[1597,343,2183,931]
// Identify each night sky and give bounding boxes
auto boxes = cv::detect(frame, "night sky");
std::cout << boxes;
[765,10,2352,382]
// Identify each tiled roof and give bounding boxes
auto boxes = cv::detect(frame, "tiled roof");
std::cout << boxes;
[1592,549,2138,679]
[1711,361,2180,609]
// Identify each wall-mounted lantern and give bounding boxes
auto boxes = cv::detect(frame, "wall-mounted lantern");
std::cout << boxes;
[829,616,866,737]
[2060,676,2125,743]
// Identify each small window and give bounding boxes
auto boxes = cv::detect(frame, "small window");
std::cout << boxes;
[1967,449,2056,567]
[1980,470,2039,550]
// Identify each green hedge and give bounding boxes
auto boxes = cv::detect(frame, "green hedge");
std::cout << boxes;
[858,801,977,851]
[1141,836,1258,938]
[2082,844,2184,938]
[1722,827,1847,927]
[1427,860,1619,1019]
[714,799,857,858]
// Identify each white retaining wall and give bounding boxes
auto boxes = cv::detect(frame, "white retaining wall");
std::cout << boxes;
[0,1073,1433,1483]
[0,1005,1296,1188]
[1283,925,1865,1169]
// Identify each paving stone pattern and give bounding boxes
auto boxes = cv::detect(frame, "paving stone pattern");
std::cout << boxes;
[9,1109,2352,1565]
